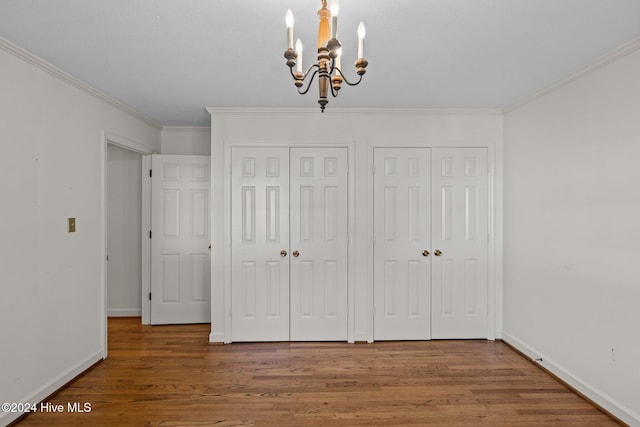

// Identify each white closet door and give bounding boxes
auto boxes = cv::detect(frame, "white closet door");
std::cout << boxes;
[431,148,488,338]
[373,148,432,340]
[150,155,211,324]
[290,148,348,341]
[231,147,290,341]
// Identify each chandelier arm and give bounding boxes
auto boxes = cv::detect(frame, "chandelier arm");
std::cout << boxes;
[335,68,364,86]
[290,63,321,81]
[296,69,320,95]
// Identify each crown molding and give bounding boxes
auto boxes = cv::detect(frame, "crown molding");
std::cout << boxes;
[505,36,640,113]
[206,107,503,117]
[0,36,162,130]
[161,126,211,132]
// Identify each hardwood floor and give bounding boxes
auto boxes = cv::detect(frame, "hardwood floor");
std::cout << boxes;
[15,318,619,426]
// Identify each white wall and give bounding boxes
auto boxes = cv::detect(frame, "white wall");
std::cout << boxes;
[208,109,503,343]
[503,45,640,424]
[161,127,211,155]
[107,144,142,316]
[0,39,160,425]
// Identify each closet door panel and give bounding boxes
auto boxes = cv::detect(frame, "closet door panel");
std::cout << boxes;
[431,148,488,338]
[373,148,432,340]
[290,148,349,341]
[231,147,290,341]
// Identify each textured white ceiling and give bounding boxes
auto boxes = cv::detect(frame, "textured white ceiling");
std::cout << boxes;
[1,0,640,126]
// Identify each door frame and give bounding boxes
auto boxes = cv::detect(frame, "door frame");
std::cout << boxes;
[367,142,500,341]
[101,131,153,359]
[220,140,356,343]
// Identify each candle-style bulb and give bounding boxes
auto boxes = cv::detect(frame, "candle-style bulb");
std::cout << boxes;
[357,21,366,40]
[329,0,340,17]
[286,9,294,50]
[286,9,294,28]
[357,22,365,58]
[329,0,339,39]
[295,38,303,73]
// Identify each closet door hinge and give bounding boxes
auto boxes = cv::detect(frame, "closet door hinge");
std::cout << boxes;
[149,230,152,239]
[149,169,152,178]
[149,292,152,301]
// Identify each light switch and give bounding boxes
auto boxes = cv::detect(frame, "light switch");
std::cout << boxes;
[68,217,76,233]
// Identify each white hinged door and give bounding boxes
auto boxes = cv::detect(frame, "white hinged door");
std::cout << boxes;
[431,148,488,338]
[150,155,211,324]
[290,148,349,341]
[373,148,432,340]
[231,147,290,341]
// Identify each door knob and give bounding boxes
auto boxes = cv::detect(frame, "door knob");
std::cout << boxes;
[292,250,300,257]
[434,250,442,256]
[280,249,287,257]
[422,250,430,257]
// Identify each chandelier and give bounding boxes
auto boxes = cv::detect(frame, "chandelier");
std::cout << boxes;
[283,0,368,112]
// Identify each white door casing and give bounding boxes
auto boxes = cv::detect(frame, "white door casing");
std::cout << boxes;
[290,148,348,341]
[431,148,488,338]
[231,147,290,341]
[373,148,432,340]
[150,154,211,324]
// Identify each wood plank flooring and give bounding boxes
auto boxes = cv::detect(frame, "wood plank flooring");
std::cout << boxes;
[15,318,619,426]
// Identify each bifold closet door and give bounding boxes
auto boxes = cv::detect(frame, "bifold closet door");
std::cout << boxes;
[231,147,290,341]
[373,148,432,340]
[290,148,348,341]
[431,148,488,339]
[230,146,348,342]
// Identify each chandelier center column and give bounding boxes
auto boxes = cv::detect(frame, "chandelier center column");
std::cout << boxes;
[317,0,331,111]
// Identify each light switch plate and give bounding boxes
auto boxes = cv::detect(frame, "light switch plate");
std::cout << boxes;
[68,217,76,233]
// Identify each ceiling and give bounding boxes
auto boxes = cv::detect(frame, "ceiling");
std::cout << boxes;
[1,0,640,127]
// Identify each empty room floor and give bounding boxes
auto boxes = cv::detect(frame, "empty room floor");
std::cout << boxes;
[14,318,619,426]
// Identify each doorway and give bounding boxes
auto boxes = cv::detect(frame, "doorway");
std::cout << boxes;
[107,143,143,317]
[102,133,153,358]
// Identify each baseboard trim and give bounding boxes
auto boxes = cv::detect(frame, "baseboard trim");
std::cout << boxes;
[2,350,104,426]
[209,331,225,343]
[107,308,142,317]
[502,331,638,426]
